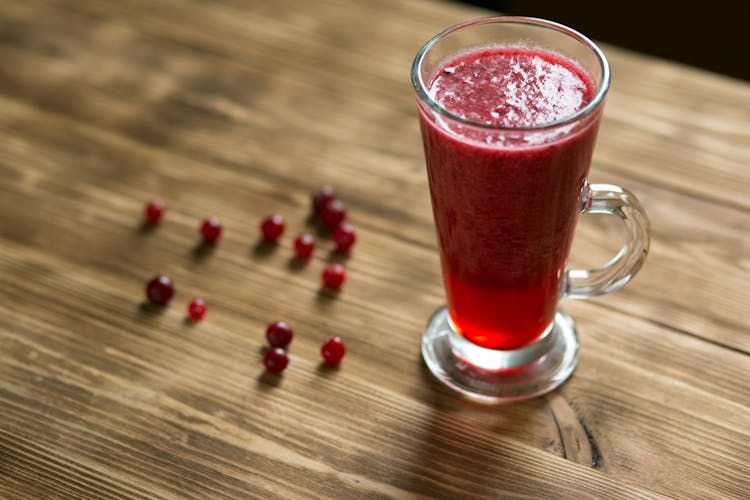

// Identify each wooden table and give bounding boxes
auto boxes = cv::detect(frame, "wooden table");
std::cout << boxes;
[1,0,748,498]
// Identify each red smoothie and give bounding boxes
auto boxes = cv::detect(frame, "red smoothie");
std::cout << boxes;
[418,46,600,350]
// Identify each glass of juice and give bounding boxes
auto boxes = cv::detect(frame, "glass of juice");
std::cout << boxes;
[412,17,650,402]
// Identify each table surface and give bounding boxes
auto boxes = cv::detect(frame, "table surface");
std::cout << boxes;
[1,0,748,498]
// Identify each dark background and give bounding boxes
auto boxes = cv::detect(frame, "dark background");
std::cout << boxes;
[460,1,749,81]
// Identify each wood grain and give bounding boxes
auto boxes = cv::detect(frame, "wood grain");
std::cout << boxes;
[0,0,748,498]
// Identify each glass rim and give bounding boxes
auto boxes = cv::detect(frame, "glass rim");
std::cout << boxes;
[411,16,611,132]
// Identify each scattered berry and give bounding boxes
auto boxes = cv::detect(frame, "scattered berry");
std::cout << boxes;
[321,336,346,365]
[146,275,174,306]
[322,263,346,289]
[320,199,346,230]
[144,199,165,224]
[266,321,294,348]
[261,214,285,243]
[200,217,223,244]
[263,347,289,374]
[312,185,335,216]
[294,233,315,259]
[187,298,207,320]
[333,223,356,252]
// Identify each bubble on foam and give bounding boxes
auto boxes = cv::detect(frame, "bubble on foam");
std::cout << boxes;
[430,47,591,128]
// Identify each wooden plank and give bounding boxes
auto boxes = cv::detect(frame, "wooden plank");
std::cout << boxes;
[0,25,747,353]
[17,0,748,211]
[602,48,750,210]
[570,167,750,353]
[0,101,747,496]
[0,246,673,498]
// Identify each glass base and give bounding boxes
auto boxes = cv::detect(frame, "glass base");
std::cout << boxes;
[421,307,579,403]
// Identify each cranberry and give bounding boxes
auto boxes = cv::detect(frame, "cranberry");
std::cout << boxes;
[294,233,315,259]
[320,199,346,230]
[321,336,345,365]
[312,185,335,216]
[187,298,207,320]
[146,275,174,306]
[144,199,165,224]
[200,217,223,244]
[322,263,346,289]
[263,347,289,374]
[333,223,356,252]
[266,321,294,348]
[261,214,285,243]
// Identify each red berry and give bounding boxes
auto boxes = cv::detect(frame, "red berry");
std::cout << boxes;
[146,275,174,306]
[321,336,345,365]
[144,199,165,224]
[333,223,356,252]
[312,185,335,215]
[294,233,315,259]
[187,298,206,320]
[320,199,346,229]
[263,347,289,374]
[261,214,285,242]
[266,321,294,348]
[322,263,346,289]
[200,217,223,244]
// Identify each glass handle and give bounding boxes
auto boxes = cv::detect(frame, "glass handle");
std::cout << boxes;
[564,183,650,299]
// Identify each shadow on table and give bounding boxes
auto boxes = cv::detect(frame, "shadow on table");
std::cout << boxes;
[191,241,217,261]
[136,220,159,234]
[386,359,556,496]
[136,301,167,317]
[315,361,341,376]
[286,256,309,272]
[325,248,351,265]
[315,286,341,305]
[256,371,283,389]
[251,240,278,260]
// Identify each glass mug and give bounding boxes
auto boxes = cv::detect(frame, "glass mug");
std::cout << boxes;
[412,17,649,402]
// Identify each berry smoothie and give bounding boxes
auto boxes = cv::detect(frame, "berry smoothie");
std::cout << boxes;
[418,46,601,350]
